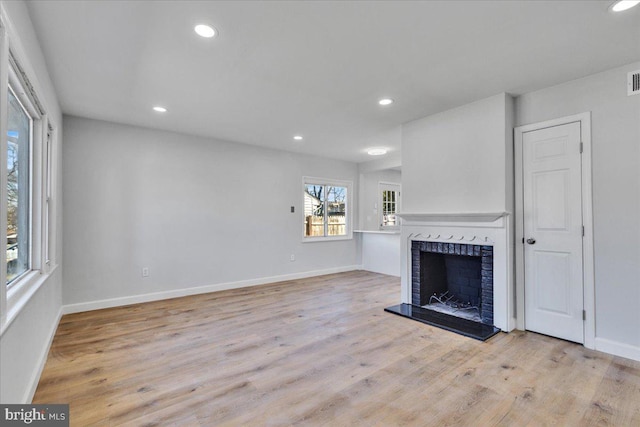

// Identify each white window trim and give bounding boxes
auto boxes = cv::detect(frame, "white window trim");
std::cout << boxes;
[0,19,8,330]
[43,123,54,268]
[302,176,353,242]
[378,181,401,231]
[0,9,58,336]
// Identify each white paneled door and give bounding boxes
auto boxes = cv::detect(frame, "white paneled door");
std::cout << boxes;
[523,122,584,343]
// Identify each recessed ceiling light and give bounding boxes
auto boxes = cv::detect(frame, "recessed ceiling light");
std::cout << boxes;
[610,0,640,11]
[378,98,394,106]
[367,148,387,156]
[153,106,167,113]
[194,24,217,38]
[293,135,303,141]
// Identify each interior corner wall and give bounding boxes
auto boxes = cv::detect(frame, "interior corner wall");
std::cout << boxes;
[516,62,640,358]
[62,116,360,308]
[401,93,512,213]
[0,0,64,403]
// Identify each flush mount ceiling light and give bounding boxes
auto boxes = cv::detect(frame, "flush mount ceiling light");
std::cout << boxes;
[367,148,387,156]
[293,135,303,141]
[194,24,217,38]
[153,106,167,113]
[378,98,394,106]
[610,0,640,12]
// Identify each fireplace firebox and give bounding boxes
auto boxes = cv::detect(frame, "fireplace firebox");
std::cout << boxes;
[411,241,494,325]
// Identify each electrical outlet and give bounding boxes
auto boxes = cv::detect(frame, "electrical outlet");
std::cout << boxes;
[290,254,295,262]
[142,267,149,277]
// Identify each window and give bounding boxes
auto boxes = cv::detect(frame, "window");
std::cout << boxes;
[6,86,32,284]
[379,182,401,230]
[0,18,58,332]
[303,178,351,240]
[4,61,56,287]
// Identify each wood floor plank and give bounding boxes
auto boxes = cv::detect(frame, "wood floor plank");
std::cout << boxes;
[33,271,640,426]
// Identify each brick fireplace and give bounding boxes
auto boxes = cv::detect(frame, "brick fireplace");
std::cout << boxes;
[387,212,514,338]
[411,241,494,325]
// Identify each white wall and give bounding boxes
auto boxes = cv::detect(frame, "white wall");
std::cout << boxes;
[0,269,62,402]
[402,93,513,214]
[62,116,360,309]
[360,233,401,277]
[516,62,640,359]
[358,168,401,231]
[0,0,63,403]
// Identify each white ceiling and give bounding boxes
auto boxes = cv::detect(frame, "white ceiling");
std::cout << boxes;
[26,0,640,163]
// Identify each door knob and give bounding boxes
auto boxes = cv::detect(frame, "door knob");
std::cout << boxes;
[526,238,536,245]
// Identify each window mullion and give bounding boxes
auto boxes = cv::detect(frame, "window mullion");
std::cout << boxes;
[323,185,328,237]
[27,114,34,271]
[44,124,51,267]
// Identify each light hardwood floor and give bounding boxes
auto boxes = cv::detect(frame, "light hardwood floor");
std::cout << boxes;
[34,271,640,426]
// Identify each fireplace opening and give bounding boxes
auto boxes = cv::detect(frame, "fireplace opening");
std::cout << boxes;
[411,241,494,326]
[419,252,483,322]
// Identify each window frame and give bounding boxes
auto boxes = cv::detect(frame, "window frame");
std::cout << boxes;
[302,176,353,242]
[378,181,401,231]
[0,14,58,336]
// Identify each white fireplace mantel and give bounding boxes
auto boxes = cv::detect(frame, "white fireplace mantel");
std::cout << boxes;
[399,211,515,332]
[398,212,509,223]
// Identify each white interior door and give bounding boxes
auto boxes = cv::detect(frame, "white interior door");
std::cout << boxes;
[523,122,584,343]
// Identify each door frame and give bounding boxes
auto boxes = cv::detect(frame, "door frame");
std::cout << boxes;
[514,112,595,349]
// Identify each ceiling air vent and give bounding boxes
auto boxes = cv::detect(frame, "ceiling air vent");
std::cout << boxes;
[628,70,640,96]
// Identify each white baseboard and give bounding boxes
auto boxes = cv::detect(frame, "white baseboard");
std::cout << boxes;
[594,337,640,362]
[24,306,63,403]
[63,265,363,315]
